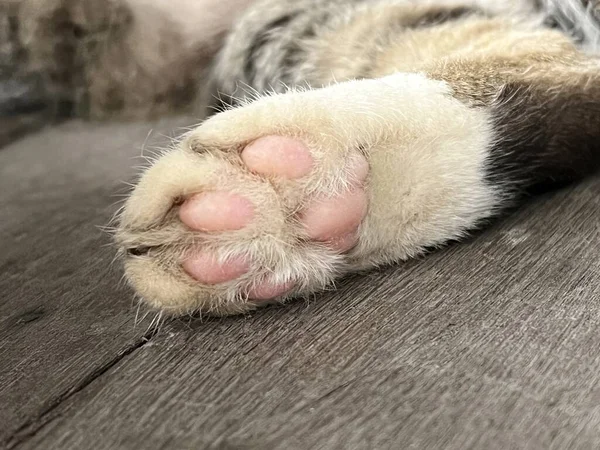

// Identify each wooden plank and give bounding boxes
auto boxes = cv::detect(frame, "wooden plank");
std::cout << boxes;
[13,174,600,449]
[0,118,195,446]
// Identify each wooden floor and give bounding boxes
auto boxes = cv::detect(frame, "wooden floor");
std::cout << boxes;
[2,119,600,449]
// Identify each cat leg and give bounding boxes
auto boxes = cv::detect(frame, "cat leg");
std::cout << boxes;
[117,73,499,315]
[424,53,600,192]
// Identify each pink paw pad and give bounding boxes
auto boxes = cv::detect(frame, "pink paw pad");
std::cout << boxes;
[242,136,314,179]
[247,280,296,301]
[182,253,249,285]
[179,191,254,232]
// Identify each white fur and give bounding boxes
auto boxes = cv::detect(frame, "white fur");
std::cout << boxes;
[545,0,600,52]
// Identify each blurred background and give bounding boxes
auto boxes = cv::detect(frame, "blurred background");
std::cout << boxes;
[0,0,256,146]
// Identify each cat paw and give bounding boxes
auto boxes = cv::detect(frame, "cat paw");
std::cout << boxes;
[117,106,371,315]
[117,74,498,315]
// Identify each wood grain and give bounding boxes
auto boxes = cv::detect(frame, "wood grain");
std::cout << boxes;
[0,118,195,447]
[4,137,600,450]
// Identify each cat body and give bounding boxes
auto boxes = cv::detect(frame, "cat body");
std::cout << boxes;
[7,0,600,315]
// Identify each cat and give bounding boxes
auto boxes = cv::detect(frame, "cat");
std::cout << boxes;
[9,0,600,316]
[114,0,600,316]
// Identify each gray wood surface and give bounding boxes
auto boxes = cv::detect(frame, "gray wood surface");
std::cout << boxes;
[0,118,194,447]
[2,120,600,449]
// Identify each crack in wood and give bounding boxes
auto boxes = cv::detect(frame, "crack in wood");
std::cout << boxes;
[3,330,157,449]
